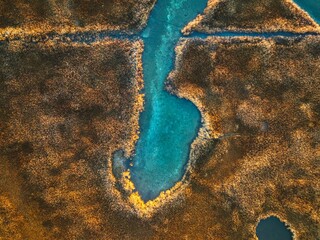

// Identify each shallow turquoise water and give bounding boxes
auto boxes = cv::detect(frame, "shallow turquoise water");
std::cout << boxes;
[129,0,208,201]
[256,216,293,240]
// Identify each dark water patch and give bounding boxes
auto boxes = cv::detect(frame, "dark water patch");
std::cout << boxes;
[256,216,293,240]
[112,150,130,180]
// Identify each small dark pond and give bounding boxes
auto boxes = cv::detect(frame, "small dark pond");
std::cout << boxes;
[256,216,293,240]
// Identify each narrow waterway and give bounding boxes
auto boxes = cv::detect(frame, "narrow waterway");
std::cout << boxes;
[129,0,208,201]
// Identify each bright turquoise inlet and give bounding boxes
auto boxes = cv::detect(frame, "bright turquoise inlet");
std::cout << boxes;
[114,0,320,205]
[129,0,208,201]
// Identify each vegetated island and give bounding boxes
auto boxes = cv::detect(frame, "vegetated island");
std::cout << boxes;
[183,0,320,34]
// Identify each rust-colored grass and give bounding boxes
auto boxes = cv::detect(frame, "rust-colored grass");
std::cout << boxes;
[0,0,156,39]
[0,38,145,239]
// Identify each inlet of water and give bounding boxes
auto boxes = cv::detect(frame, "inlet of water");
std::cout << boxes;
[113,0,320,205]
[129,0,208,201]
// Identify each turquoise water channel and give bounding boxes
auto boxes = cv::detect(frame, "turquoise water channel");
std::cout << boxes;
[126,0,320,202]
[129,0,208,201]
[117,0,320,203]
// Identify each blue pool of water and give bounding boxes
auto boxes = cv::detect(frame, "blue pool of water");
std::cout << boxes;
[256,216,293,240]
[129,0,208,201]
